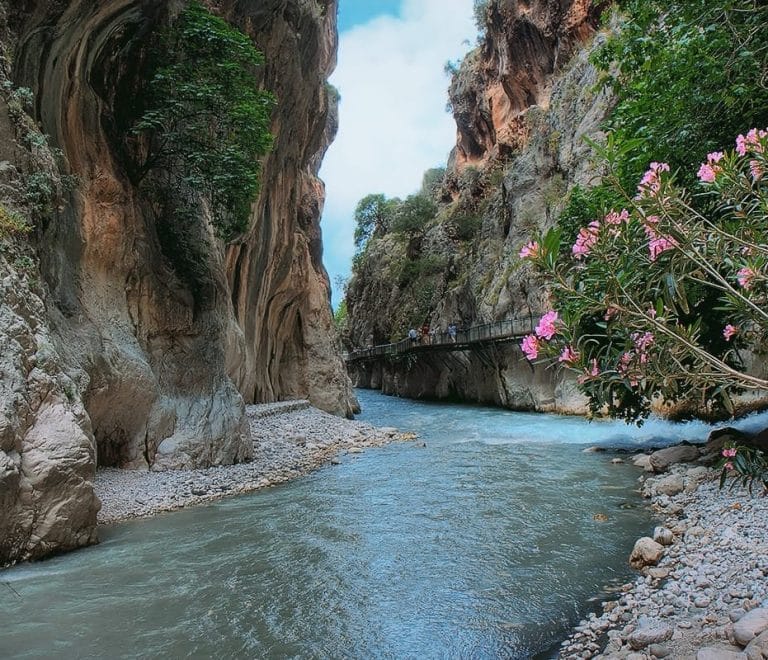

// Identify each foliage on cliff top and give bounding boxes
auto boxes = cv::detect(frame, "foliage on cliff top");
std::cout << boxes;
[594,0,768,184]
[133,0,274,240]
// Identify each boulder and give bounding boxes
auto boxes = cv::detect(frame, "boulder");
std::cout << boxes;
[649,445,700,472]
[746,629,768,659]
[633,453,653,471]
[697,647,747,660]
[630,537,665,569]
[653,526,674,546]
[655,474,685,496]
[628,621,673,649]
[735,608,768,647]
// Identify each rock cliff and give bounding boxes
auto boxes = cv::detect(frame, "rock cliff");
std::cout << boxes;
[346,0,613,410]
[0,0,353,564]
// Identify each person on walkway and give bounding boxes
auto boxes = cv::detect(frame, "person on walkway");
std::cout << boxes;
[421,322,430,344]
[408,327,418,345]
[448,323,457,343]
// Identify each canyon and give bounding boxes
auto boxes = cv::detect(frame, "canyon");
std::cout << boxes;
[345,0,614,411]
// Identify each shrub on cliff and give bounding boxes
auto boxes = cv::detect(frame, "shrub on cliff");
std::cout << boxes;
[521,129,768,423]
[133,1,274,240]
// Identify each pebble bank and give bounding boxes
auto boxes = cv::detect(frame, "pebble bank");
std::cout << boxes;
[560,445,768,659]
[96,401,413,525]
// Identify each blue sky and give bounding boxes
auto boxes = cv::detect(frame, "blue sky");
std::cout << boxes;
[320,1,476,307]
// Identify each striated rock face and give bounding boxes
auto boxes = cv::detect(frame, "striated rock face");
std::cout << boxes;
[346,0,613,410]
[450,0,608,168]
[0,0,352,563]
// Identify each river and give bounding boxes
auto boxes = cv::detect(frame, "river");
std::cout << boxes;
[4,390,766,659]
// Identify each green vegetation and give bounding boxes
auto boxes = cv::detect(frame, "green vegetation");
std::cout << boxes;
[390,194,437,236]
[594,0,768,184]
[353,193,399,250]
[0,205,30,239]
[133,0,274,240]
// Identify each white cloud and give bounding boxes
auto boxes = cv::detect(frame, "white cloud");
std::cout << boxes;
[319,0,476,303]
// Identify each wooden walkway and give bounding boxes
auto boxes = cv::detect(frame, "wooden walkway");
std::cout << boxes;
[345,317,536,363]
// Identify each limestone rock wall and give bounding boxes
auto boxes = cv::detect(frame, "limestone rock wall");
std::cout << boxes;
[0,0,352,563]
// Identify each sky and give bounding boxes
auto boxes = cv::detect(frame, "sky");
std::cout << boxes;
[319,0,477,307]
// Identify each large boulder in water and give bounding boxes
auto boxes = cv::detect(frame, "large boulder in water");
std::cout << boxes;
[649,445,700,473]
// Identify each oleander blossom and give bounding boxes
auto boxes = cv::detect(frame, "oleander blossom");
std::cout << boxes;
[736,128,767,156]
[649,235,678,261]
[558,345,579,364]
[750,159,764,182]
[519,241,539,259]
[722,447,737,458]
[724,461,734,471]
[535,310,559,340]
[521,334,540,361]
[737,266,756,289]
[572,221,600,259]
[604,209,630,225]
[723,324,738,341]
[636,162,670,198]
[697,152,725,183]
[577,359,601,384]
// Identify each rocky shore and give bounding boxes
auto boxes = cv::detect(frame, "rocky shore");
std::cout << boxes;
[95,401,413,525]
[560,443,768,659]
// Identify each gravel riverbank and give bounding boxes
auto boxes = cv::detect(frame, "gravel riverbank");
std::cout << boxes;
[95,400,414,525]
[560,448,768,659]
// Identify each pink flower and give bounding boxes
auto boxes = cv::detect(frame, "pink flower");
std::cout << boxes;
[632,331,654,352]
[558,345,579,364]
[649,235,677,261]
[521,334,540,361]
[697,163,718,183]
[723,324,738,341]
[724,461,734,471]
[637,162,670,198]
[750,159,763,181]
[535,310,559,340]
[737,266,756,289]
[572,221,600,259]
[698,151,728,183]
[577,359,601,384]
[519,241,539,259]
[722,447,737,458]
[604,209,629,225]
[736,129,767,156]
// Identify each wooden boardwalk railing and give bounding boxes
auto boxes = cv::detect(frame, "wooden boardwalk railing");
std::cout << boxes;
[345,316,536,363]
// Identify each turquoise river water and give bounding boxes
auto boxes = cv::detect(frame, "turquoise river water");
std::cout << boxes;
[3,390,768,659]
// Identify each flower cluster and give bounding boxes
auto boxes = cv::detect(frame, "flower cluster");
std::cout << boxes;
[519,241,539,259]
[697,151,724,183]
[521,310,559,360]
[736,128,767,157]
[737,266,756,290]
[723,324,738,341]
[572,221,600,259]
[636,161,669,198]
